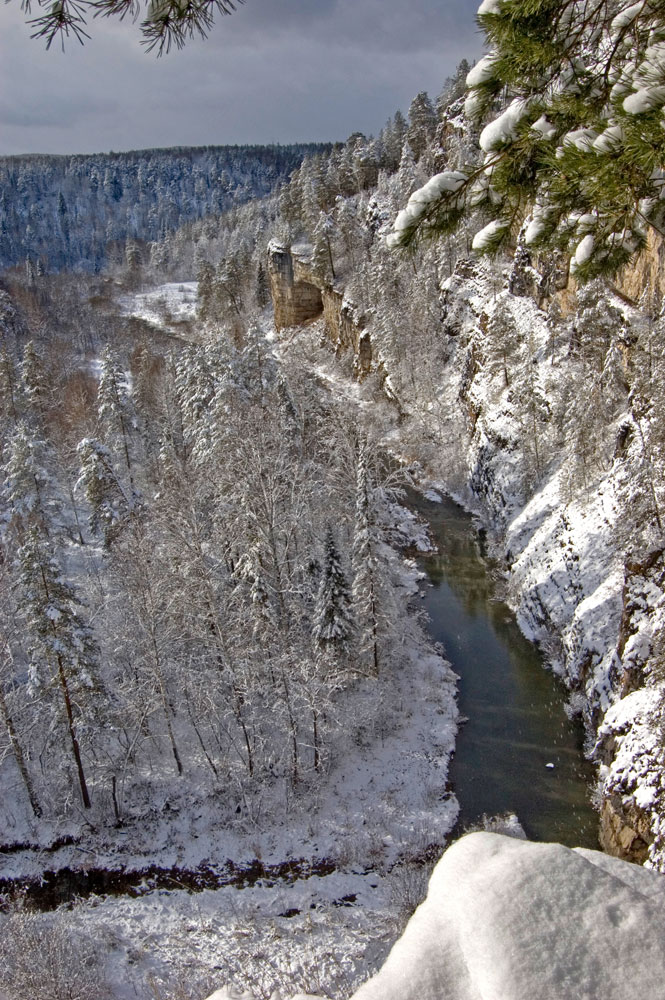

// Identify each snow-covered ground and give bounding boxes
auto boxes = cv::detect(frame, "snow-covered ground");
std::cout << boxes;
[118,282,199,332]
[0,563,458,999]
[198,830,665,1000]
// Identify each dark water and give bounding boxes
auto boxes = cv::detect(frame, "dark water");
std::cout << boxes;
[411,490,599,849]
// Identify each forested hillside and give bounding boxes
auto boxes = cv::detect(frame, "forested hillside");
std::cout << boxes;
[0,144,329,275]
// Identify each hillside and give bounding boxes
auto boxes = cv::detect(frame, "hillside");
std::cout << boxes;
[0,144,330,275]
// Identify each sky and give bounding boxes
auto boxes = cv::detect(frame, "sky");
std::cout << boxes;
[0,0,483,156]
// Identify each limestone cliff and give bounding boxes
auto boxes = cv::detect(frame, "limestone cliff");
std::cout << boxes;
[268,241,324,329]
[268,242,372,375]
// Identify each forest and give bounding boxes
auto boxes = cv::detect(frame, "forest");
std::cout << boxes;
[0,144,330,274]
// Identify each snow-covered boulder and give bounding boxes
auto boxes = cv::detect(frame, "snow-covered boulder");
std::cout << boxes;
[351,831,665,1000]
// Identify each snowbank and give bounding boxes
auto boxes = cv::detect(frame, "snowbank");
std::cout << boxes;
[350,832,665,1000]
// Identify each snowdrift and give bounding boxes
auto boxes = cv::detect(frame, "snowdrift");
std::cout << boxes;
[351,832,665,1000]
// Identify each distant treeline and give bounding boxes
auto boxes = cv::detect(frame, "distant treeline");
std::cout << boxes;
[0,144,331,274]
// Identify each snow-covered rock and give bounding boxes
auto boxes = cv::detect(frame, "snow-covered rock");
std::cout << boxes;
[350,832,665,1000]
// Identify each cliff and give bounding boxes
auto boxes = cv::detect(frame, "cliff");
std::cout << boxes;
[267,241,665,869]
[268,242,373,375]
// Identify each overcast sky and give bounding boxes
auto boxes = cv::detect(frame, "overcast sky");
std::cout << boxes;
[0,0,483,156]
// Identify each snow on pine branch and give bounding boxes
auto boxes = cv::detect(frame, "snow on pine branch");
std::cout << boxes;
[388,0,665,280]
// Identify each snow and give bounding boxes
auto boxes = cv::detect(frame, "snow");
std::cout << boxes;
[471,219,507,251]
[562,128,598,151]
[592,124,624,153]
[477,0,502,13]
[611,1,647,35]
[623,85,665,114]
[466,56,497,89]
[479,100,530,152]
[350,832,665,1000]
[573,233,595,267]
[388,172,467,246]
[464,90,484,119]
[530,115,557,139]
[118,281,198,332]
[524,207,549,245]
[56,867,397,1000]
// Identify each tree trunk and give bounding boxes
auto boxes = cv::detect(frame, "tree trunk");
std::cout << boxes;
[0,682,41,817]
[313,707,320,772]
[56,655,91,809]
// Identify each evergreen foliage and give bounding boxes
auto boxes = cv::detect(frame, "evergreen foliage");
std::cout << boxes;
[312,525,353,655]
[389,0,665,280]
[15,0,240,54]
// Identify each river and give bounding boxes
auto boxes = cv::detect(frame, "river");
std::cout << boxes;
[411,489,599,849]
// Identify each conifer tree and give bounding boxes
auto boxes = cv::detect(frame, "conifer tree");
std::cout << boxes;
[17,526,97,809]
[0,348,20,436]
[311,212,336,282]
[3,421,59,543]
[312,525,353,658]
[406,91,437,161]
[76,438,138,547]
[382,110,408,172]
[0,575,42,818]
[397,142,420,201]
[255,261,271,309]
[97,346,134,475]
[352,444,381,677]
[20,341,49,424]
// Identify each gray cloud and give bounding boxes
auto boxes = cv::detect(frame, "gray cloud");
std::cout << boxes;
[223,0,479,54]
[0,0,483,154]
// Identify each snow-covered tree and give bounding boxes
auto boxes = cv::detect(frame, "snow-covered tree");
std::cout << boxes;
[389,0,665,280]
[406,91,437,161]
[20,341,49,423]
[16,526,97,809]
[3,422,59,543]
[311,212,336,283]
[76,437,138,547]
[0,570,42,818]
[352,444,382,678]
[0,348,20,436]
[97,346,134,474]
[312,525,353,657]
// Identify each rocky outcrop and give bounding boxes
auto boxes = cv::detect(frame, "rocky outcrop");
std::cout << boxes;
[619,230,665,305]
[268,241,324,329]
[599,794,652,863]
[268,242,372,375]
[352,832,665,1000]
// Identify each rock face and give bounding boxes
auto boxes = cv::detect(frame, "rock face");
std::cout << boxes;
[268,242,324,329]
[351,832,665,1000]
[599,794,651,863]
[618,230,665,304]
[268,242,372,374]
